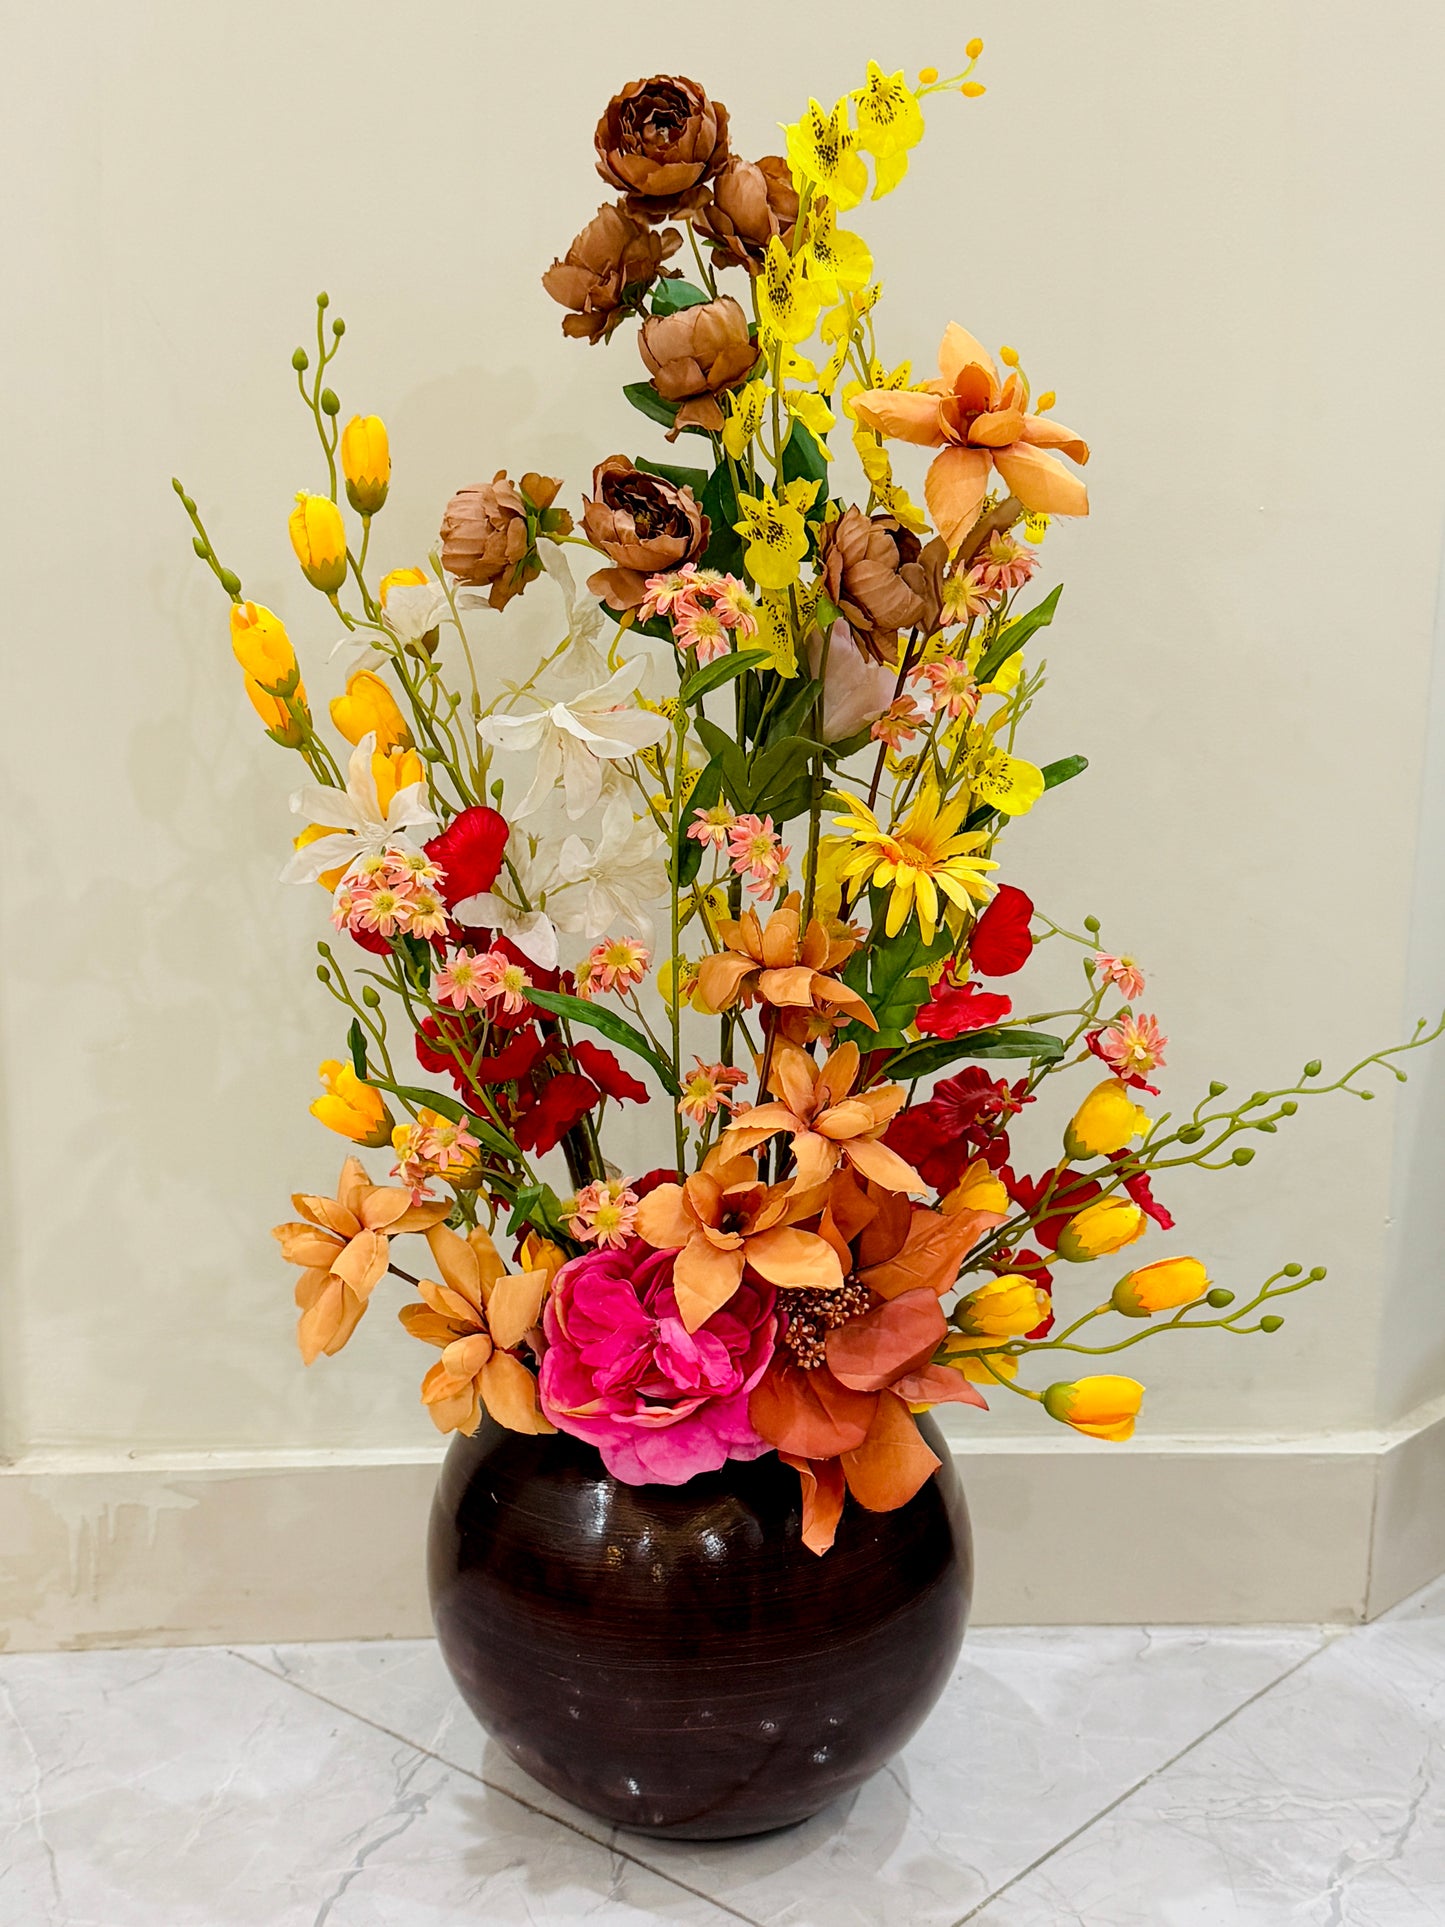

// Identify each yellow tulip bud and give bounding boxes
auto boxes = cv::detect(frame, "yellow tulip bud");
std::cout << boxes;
[1056,1196,1148,1262]
[966,36,984,57]
[961,81,986,98]
[942,1346,1017,1386]
[379,565,429,604]
[1043,1375,1144,1441]
[941,1158,1010,1218]
[341,415,390,517]
[519,1231,567,1286]
[330,670,413,752]
[230,600,298,692]
[372,746,424,815]
[1111,1256,1210,1319]
[1064,1079,1152,1160]
[245,674,310,747]
[311,1060,393,1147]
[955,1274,1051,1339]
[289,491,348,595]
[293,823,347,892]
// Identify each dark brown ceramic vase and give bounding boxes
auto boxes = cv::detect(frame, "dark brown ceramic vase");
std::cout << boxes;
[428,1415,971,1839]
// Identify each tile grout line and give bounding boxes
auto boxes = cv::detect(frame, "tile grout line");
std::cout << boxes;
[227,1650,768,1927]
[945,1633,1344,1926]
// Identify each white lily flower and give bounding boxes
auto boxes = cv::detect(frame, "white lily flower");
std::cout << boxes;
[550,800,670,942]
[452,832,563,968]
[539,540,611,690]
[383,581,450,643]
[281,733,437,883]
[478,655,670,820]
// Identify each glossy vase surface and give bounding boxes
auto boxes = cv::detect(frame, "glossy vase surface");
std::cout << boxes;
[428,1415,971,1839]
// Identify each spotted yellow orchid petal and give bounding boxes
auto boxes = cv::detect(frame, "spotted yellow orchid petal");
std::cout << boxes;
[722,378,770,460]
[800,201,874,303]
[780,346,818,382]
[783,96,868,211]
[872,477,927,534]
[964,743,1045,816]
[757,236,824,347]
[851,61,926,196]
[784,389,836,463]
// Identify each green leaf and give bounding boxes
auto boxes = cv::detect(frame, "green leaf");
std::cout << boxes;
[650,278,711,316]
[781,418,829,495]
[527,987,681,1096]
[695,715,752,809]
[975,583,1063,686]
[815,591,842,633]
[623,381,681,432]
[1041,752,1089,790]
[749,736,825,814]
[844,913,953,1044]
[885,1028,1066,1085]
[761,674,823,749]
[680,648,772,706]
[824,722,876,763]
[677,758,722,887]
[635,456,710,496]
[505,1182,573,1243]
[346,1019,368,1081]
[699,462,744,576]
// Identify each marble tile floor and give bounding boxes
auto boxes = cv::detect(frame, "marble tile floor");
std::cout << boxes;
[3,1575,1443,1926]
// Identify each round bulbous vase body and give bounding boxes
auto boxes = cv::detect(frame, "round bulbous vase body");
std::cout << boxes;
[428,1414,972,1840]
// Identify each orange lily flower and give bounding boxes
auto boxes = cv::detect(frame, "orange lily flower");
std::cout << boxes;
[695,899,877,1032]
[853,323,1089,551]
[634,1146,843,1333]
[273,1156,451,1364]
[718,1040,921,1195]
[398,1221,555,1436]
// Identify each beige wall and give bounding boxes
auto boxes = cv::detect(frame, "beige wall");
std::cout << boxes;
[4,0,1445,1481]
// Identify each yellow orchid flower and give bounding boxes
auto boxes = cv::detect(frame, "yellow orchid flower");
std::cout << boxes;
[783,96,868,210]
[800,200,873,302]
[734,477,820,592]
[722,379,770,460]
[780,346,818,382]
[963,736,1045,815]
[784,389,835,462]
[851,61,926,197]
[756,236,823,347]
[752,584,811,678]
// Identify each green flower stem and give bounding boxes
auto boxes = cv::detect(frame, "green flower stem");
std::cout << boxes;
[800,620,833,927]
[668,709,688,1170]
[1005,1266,1321,1360]
[171,481,243,601]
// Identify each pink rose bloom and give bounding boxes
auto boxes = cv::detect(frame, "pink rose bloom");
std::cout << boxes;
[539,1241,776,1486]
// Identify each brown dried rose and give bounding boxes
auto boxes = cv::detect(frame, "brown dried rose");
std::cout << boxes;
[581,456,710,610]
[439,472,573,611]
[542,201,683,344]
[695,155,799,272]
[595,75,731,220]
[638,295,757,439]
[816,508,927,664]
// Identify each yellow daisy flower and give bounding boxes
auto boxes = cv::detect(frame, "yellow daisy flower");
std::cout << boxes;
[832,788,998,942]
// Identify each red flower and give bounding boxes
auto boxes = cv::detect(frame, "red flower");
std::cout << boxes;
[1084,1028,1158,1094]
[886,1069,1032,1192]
[512,1072,601,1155]
[1117,1162,1175,1230]
[416,1017,548,1106]
[572,1039,649,1105]
[425,806,509,908]
[915,974,1013,1039]
[968,885,1034,976]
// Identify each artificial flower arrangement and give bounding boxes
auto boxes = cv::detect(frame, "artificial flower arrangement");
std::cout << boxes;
[177,54,1441,1555]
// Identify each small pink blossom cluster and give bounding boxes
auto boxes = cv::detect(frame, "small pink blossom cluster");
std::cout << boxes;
[575,937,651,999]
[909,657,980,721]
[640,565,758,666]
[391,1110,481,1197]
[434,946,533,1014]
[937,532,1039,628]
[332,846,449,940]
[1099,1012,1168,1081]
[568,1177,642,1249]
[677,1057,749,1125]
[1094,952,1146,1001]
[687,804,790,899]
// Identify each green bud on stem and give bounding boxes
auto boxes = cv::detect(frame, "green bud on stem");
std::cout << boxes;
[361,986,381,1008]
[1260,1315,1284,1333]
[1206,1287,1235,1308]
[1231,1146,1255,1165]
[292,347,309,371]
[1209,1080,1227,1097]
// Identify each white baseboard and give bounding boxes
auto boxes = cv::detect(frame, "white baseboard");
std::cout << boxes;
[3,1400,1443,1652]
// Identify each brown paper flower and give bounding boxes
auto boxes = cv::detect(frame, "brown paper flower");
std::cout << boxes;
[638,296,757,439]
[581,456,710,609]
[542,201,684,343]
[816,507,927,664]
[439,472,573,611]
[595,75,731,220]
[695,156,799,272]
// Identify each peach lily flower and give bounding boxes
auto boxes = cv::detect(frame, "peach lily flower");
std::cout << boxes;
[852,324,1089,552]
[273,1157,452,1365]
[635,1146,844,1333]
[398,1221,556,1436]
[695,898,877,1031]
[718,1040,922,1195]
